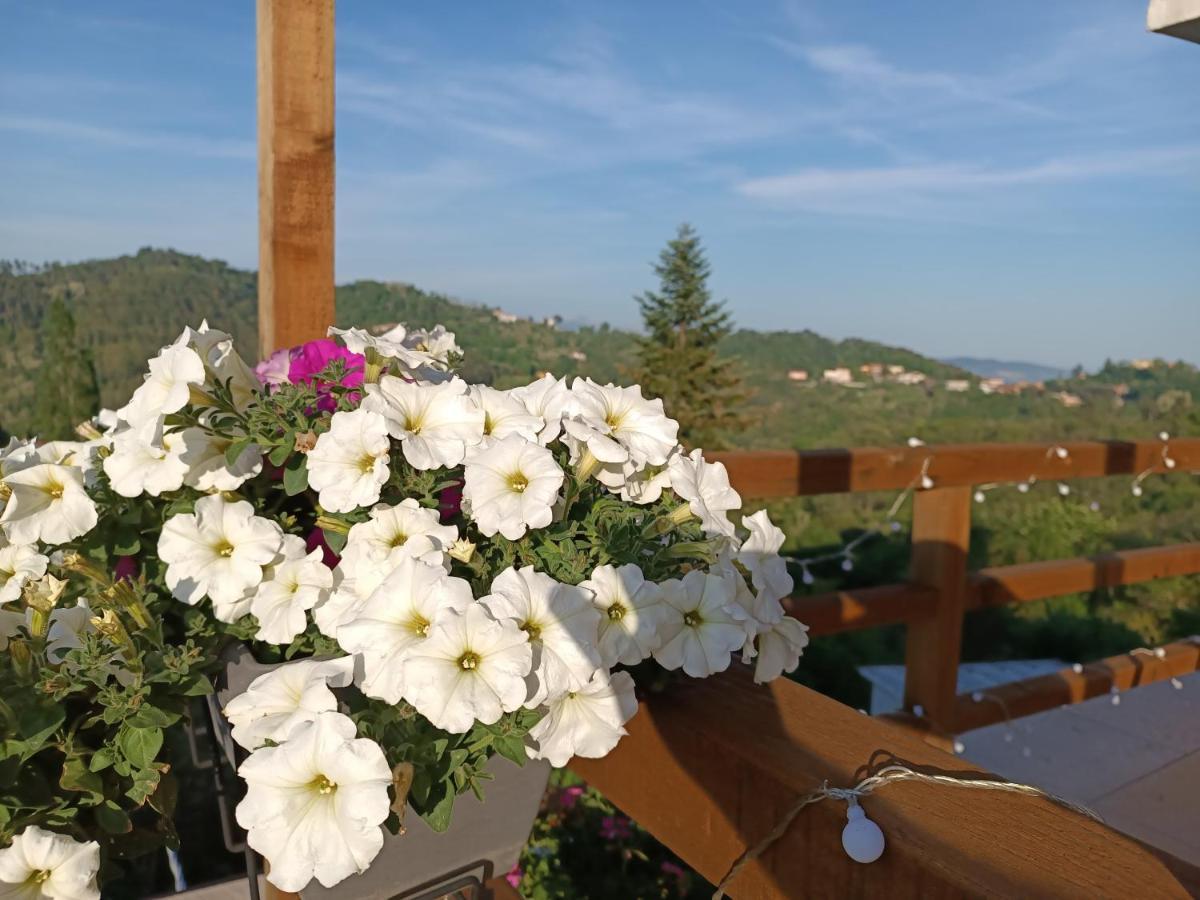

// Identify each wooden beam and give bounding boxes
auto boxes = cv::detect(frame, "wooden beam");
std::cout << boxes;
[571,668,1198,898]
[257,0,335,358]
[786,583,938,636]
[953,639,1200,733]
[710,439,1200,498]
[967,543,1200,610]
[902,487,972,732]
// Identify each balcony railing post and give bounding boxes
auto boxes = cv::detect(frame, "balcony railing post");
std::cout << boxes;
[902,485,972,734]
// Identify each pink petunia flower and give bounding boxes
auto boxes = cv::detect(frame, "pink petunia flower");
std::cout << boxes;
[504,863,522,889]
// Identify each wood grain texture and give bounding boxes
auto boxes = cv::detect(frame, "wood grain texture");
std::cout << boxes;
[786,583,938,636]
[257,0,335,358]
[902,487,972,732]
[710,438,1200,498]
[953,638,1200,733]
[572,668,1199,899]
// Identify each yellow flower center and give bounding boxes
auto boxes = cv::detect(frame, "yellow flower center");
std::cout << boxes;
[31,870,51,885]
[483,413,496,435]
[311,775,337,795]
[521,620,542,641]
[215,540,235,558]
[408,614,430,637]
[458,651,480,670]
[389,531,408,548]
[507,471,529,493]
[357,453,378,474]
[607,603,627,622]
[604,408,625,430]
[44,479,65,500]
[403,413,423,435]
[683,610,703,628]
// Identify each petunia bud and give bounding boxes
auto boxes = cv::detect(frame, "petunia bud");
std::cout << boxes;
[447,539,476,564]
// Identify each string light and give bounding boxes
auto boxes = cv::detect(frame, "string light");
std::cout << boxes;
[711,763,1101,896]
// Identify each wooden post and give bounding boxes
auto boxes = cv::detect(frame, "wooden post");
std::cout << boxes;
[257,0,335,359]
[902,486,972,734]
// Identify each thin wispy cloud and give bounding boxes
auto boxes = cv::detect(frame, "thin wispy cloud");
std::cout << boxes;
[0,115,253,160]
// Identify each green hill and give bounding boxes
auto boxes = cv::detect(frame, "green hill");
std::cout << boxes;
[0,249,967,438]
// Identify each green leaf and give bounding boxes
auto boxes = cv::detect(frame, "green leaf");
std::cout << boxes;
[493,735,528,767]
[128,705,181,729]
[283,456,309,496]
[95,801,132,834]
[89,747,116,773]
[147,772,179,817]
[268,442,292,467]
[113,529,141,556]
[224,438,253,467]
[323,527,347,554]
[60,757,104,797]
[418,784,457,833]
[118,727,163,769]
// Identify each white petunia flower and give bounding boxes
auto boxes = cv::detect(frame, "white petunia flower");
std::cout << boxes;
[666,448,741,538]
[0,464,98,546]
[102,418,188,498]
[509,375,572,445]
[653,569,747,678]
[251,536,334,644]
[469,385,543,448]
[402,603,532,733]
[618,461,674,505]
[340,499,457,574]
[738,511,793,605]
[328,325,429,371]
[45,601,95,664]
[0,826,100,900]
[480,566,601,706]
[0,542,48,604]
[222,657,355,750]
[313,566,384,641]
[157,495,284,622]
[462,436,564,540]
[579,564,665,667]
[363,376,483,470]
[526,669,638,767]
[565,379,678,471]
[727,567,785,658]
[236,711,392,892]
[177,322,261,411]
[122,344,206,427]
[305,409,392,514]
[335,558,474,704]
[752,617,810,684]
[402,324,460,370]
[179,428,263,492]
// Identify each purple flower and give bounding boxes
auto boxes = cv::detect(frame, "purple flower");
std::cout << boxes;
[599,815,632,841]
[255,347,293,389]
[556,785,584,811]
[288,339,365,388]
[306,528,340,568]
[438,481,464,523]
[504,863,522,889]
[114,556,138,581]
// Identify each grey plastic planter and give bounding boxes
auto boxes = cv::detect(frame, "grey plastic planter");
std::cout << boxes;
[211,646,550,899]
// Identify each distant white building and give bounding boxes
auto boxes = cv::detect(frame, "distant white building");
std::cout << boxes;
[979,377,1005,395]
[568,350,587,363]
[492,309,519,324]
[543,315,562,329]
[1052,391,1084,408]
[944,379,970,392]
[822,367,854,385]
[894,371,927,385]
[886,364,906,376]
[787,369,809,382]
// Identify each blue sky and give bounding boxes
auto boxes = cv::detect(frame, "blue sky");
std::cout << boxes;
[2,1,1198,368]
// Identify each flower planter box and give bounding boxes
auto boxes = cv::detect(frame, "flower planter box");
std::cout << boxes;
[212,646,550,899]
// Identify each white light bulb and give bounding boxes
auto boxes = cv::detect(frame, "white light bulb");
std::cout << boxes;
[1017,482,1030,494]
[971,691,984,703]
[841,557,854,572]
[1159,431,1170,442]
[1131,484,1143,497]
[1090,501,1101,512]
[907,437,924,448]
[912,704,924,718]
[1055,446,1069,460]
[801,567,814,586]
[973,490,986,503]
[889,521,902,533]
[1171,678,1183,690]
[1072,663,1083,674]
[841,803,885,864]
[953,740,965,754]
[1154,647,1166,659]
[1057,483,1070,496]
[1165,457,1176,469]
[920,475,934,490]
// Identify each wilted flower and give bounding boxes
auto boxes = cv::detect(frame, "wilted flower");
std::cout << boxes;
[0,826,100,900]
[480,566,601,706]
[236,712,392,892]
[0,464,98,545]
[158,494,284,622]
[666,449,741,538]
[305,409,392,514]
[223,657,355,750]
[462,436,564,540]
[527,669,638,767]
[653,570,746,678]
[402,603,532,733]
[579,564,665,666]
[363,376,484,470]
[336,558,474,704]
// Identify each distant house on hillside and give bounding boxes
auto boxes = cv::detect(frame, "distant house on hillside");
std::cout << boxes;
[979,377,1005,394]
[1052,391,1084,408]
[886,364,906,376]
[568,350,587,363]
[1131,359,1156,370]
[492,309,520,324]
[894,371,927,385]
[944,379,970,392]
[859,363,884,379]
[822,367,854,385]
[543,315,562,329]
[786,369,809,382]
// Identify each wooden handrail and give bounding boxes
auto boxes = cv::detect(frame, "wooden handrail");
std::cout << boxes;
[711,438,1200,498]
[572,668,1200,898]
[953,638,1200,733]
[785,583,938,636]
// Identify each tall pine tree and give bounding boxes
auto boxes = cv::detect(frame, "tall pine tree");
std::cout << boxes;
[634,224,752,448]
[32,297,101,439]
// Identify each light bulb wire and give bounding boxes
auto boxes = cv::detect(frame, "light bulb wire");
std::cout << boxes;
[711,763,1101,899]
